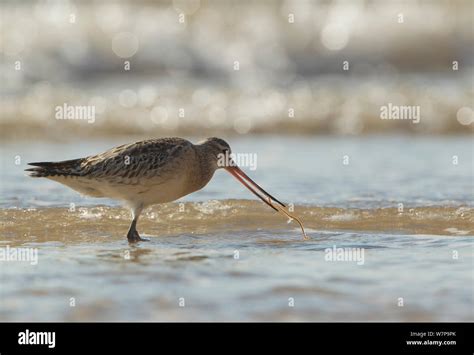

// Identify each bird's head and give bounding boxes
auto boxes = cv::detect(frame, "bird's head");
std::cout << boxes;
[199,137,232,169]
[198,137,286,212]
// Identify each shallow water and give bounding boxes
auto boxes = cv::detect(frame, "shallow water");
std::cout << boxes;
[0,136,473,321]
[1,135,473,208]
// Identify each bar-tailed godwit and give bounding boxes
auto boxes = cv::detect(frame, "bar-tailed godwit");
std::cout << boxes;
[26,137,306,242]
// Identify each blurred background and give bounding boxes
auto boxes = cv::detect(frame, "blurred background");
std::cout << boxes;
[1,0,473,139]
[1,1,473,323]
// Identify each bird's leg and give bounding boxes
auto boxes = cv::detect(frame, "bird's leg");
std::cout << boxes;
[126,219,141,242]
[127,204,148,243]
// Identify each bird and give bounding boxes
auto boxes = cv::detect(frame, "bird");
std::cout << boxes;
[25,137,288,243]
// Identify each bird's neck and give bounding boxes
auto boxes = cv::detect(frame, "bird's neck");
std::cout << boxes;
[189,144,218,192]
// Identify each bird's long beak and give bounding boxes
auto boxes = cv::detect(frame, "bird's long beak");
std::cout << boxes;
[225,161,309,240]
[225,164,286,212]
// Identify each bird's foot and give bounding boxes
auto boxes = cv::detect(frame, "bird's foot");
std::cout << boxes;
[127,231,149,243]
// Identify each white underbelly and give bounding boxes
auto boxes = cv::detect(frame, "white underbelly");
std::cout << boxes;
[98,175,191,206]
[50,174,192,207]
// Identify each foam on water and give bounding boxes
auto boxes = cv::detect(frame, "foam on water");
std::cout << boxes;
[2,201,473,241]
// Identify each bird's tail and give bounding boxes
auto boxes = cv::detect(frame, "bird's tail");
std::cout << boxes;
[25,159,84,178]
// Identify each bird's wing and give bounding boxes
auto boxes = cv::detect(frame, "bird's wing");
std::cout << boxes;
[80,138,195,181]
